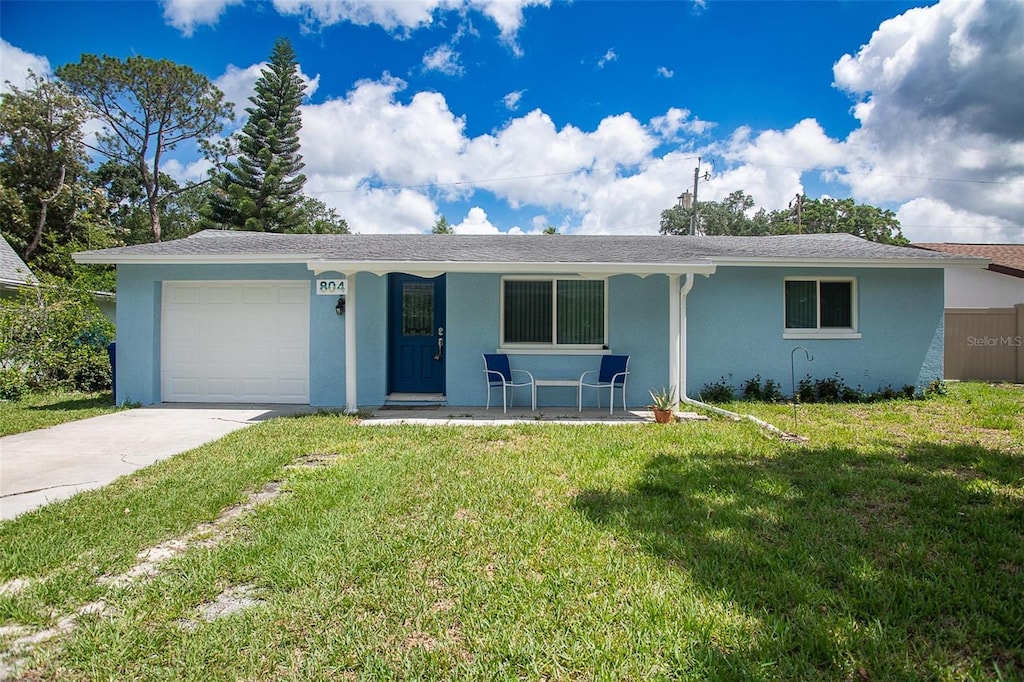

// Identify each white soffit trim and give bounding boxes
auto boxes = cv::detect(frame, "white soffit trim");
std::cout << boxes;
[305,260,717,277]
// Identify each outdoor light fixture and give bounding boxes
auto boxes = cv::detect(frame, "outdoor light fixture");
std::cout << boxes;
[335,295,346,316]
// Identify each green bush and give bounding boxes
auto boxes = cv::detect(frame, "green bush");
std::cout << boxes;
[741,375,785,402]
[925,378,948,396]
[73,351,112,392]
[742,374,763,400]
[703,373,941,405]
[0,367,28,400]
[0,274,114,393]
[699,377,734,403]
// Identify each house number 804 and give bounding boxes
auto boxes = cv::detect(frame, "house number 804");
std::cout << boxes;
[316,278,347,295]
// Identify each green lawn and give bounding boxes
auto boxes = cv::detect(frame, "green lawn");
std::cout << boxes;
[1,384,1021,680]
[0,391,119,437]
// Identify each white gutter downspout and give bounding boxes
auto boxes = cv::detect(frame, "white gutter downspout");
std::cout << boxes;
[676,272,790,437]
[676,273,694,398]
[668,274,680,396]
[344,273,358,414]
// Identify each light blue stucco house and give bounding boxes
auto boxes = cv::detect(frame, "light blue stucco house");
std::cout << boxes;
[74,231,981,410]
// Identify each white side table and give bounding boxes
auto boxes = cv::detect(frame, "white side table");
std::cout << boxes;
[533,378,580,411]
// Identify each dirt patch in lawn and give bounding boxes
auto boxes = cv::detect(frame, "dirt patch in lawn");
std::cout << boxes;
[100,480,284,587]
[1,481,286,678]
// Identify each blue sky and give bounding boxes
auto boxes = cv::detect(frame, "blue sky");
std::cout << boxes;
[2,0,1022,242]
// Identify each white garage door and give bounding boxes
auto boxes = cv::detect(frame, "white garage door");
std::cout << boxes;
[161,281,310,403]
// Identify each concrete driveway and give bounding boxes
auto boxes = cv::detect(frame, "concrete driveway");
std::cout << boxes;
[0,405,313,521]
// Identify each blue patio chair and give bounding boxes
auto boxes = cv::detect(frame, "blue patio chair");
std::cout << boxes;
[483,353,535,413]
[578,355,630,414]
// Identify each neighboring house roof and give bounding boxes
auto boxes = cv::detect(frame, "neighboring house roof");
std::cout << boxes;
[75,230,983,276]
[0,234,37,287]
[913,243,1023,278]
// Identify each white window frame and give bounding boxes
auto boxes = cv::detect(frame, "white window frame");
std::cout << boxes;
[783,276,861,340]
[499,275,609,353]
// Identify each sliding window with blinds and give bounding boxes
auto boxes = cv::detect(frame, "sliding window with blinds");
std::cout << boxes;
[503,278,606,348]
[784,278,856,333]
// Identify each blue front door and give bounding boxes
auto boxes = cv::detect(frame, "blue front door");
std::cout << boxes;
[388,274,446,395]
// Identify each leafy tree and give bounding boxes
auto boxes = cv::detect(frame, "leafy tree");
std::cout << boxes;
[207,37,307,232]
[659,203,691,235]
[432,215,453,234]
[659,190,906,244]
[92,161,211,245]
[542,226,559,235]
[0,74,90,261]
[799,196,905,245]
[700,190,763,236]
[56,54,232,242]
[294,196,350,234]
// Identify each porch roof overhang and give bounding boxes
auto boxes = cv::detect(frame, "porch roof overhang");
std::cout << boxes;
[305,259,717,278]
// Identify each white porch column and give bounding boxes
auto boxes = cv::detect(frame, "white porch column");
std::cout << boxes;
[344,273,358,414]
[669,274,680,398]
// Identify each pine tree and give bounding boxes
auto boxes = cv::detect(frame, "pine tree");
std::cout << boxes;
[209,37,307,232]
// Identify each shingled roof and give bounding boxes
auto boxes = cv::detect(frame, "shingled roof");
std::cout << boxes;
[76,230,980,270]
[914,243,1024,278]
[1,235,36,287]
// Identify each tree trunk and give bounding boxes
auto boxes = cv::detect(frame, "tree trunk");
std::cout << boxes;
[140,158,161,243]
[149,192,161,243]
[25,165,66,259]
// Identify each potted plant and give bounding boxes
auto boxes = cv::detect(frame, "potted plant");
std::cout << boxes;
[648,386,677,424]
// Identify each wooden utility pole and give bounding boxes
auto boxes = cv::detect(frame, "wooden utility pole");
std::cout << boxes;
[689,157,701,235]
[791,193,803,233]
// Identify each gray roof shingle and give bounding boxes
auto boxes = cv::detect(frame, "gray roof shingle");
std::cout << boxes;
[74,230,981,266]
[1,235,36,286]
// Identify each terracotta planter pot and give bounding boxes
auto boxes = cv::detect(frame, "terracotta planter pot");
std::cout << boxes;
[652,408,674,424]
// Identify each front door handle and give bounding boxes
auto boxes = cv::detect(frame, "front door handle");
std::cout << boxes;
[433,336,444,361]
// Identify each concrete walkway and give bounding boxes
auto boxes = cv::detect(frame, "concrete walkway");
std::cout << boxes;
[0,405,312,521]
[361,406,709,426]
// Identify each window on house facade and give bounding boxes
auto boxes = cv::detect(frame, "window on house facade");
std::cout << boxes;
[502,278,606,348]
[784,278,860,338]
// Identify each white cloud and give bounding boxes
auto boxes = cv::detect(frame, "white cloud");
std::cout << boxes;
[291,72,678,234]
[453,206,501,234]
[656,66,674,79]
[503,90,525,111]
[0,40,52,92]
[200,0,1024,242]
[597,48,618,69]
[162,157,214,185]
[831,0,1024,240]
[300,75,467,192]
[266,0,549,49]
[343,187,438,233]
[897,197,1024,244]
[422,45,463,76]
[649,107,713,141]
[161,0,243,36]
[271,0,437,33]
[214,62,321,123]
[472,0,551,48]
